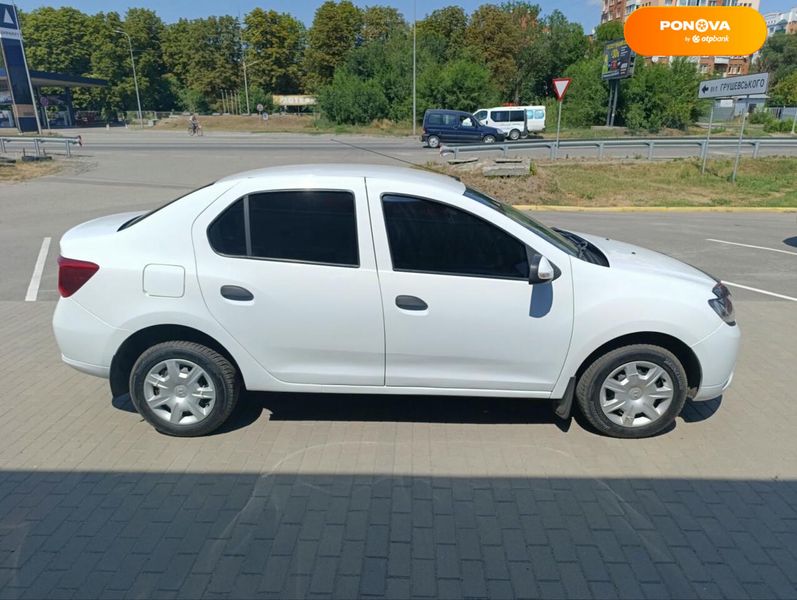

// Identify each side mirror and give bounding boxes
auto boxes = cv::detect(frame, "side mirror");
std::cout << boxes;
[528,251,560,285]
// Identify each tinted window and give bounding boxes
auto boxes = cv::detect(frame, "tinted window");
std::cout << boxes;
[509,110,524,121]
[208,191,358,267]
[491,110,508,122]
[248,191,358,266]
[426,113,443,126]
[382,195,529,280]
[208,198,246,256]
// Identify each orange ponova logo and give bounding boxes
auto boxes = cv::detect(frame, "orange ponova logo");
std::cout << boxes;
[624,7,767,57]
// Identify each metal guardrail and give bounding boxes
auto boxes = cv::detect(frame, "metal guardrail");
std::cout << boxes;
[0,135,83,158]
[440,137,797,161]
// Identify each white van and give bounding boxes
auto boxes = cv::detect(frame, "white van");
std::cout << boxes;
[474,106,546,140]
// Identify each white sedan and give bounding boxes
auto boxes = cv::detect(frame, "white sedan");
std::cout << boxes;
[52,164,740,438]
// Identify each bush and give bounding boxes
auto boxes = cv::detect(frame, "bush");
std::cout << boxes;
[764,118,793,133]
[318,70,389,124]
[749,110,772,125]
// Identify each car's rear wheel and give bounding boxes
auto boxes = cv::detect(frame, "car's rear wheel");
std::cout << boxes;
[129,341,239,437]
[483,135,496,144]
[509,129,521,141]
[575,344,687,439]
[427,135,440,149]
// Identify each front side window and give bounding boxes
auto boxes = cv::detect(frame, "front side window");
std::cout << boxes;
[474,110,487,121]
[382,194,529,280]
[208,190,358,267]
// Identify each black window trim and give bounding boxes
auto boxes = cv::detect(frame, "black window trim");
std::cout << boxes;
[206,188,361,269]
[380,192,534,282]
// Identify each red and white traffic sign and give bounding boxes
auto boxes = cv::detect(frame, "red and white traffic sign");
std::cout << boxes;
[552,78,571,101]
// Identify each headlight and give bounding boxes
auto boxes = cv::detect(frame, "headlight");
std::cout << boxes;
[708,283,736,326]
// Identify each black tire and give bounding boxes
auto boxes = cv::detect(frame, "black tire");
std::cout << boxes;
[129,341,239,437]
[575,344,687,439]
[427,135,440,149]
[509,129,521,141]
[483,135,496,144]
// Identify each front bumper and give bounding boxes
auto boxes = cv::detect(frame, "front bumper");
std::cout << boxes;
[690,321,741,401]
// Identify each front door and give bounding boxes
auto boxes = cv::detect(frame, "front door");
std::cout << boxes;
[366,184,574,392]
[193,177,385,386]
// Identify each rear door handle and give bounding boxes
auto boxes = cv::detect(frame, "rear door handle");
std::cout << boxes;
[220,285,254,301]
[395,295,428,311]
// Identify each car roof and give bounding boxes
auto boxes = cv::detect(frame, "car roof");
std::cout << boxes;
[424,109,471,115]
[216,163,466,193]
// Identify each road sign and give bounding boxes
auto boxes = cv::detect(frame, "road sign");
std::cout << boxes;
[0,3,21,40]
[552,78,571,101]
[256,103,264,113]
[698,73,769,99]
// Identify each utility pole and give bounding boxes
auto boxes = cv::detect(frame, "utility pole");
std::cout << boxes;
[412,0,416,136]
[114,29,143,128]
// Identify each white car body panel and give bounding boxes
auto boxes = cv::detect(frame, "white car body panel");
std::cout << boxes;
[475,105,546,136]
[52,164,740,408]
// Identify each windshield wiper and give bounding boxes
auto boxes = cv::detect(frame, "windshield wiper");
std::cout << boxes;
[554,228,590,260]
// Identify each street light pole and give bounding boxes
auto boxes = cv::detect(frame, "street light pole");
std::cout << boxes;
[412,0,416,137]
[114,29,143,128]
[243,58,263,116]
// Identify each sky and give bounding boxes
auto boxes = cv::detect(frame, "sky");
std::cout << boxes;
[12,0,797,31]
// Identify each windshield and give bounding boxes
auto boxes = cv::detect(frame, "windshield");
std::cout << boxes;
[463,188,580,256]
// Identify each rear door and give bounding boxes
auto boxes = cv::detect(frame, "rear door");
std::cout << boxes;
[192,176,385,386]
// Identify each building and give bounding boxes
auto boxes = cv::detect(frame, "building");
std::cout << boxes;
[0,69,107,129]
[763,7,797,36]
[601,0,761,76]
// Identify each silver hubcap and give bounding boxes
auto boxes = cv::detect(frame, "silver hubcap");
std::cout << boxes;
[599,361,674,428]
[143,359,215,425]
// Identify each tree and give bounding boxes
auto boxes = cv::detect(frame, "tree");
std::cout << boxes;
[361,6,406,44]
[162,16,241,111]
[562,56,608,127]
[318,69,388,124]
[304,1,362,90]
[622,58,703,132]
[19,7,93,74]
[594,21,624,46]
[465,5,522,100]
[759,33,797,84]
[418,59,499,114]
[417,6,467,63]
[243,9,305,94]
[770,71,797,106]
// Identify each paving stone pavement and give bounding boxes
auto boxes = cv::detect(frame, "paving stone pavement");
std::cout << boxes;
[0,296,795,599]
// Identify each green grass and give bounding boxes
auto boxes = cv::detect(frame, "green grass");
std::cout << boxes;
[438,157,797,208]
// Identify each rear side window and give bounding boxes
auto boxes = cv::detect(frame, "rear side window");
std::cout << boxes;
[426,113,443,126]
[382,194,529,280]
[509,110,524,121]
[207,190,358,267]
[534,109,545,119]
[490,110,508,122]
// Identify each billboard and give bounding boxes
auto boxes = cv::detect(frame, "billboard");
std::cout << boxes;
[602,40,635,80]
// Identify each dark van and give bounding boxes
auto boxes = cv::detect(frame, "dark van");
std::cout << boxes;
[422,109,506,148]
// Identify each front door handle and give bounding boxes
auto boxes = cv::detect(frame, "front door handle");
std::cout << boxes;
[220,285,254,301]
[396,295,428,311]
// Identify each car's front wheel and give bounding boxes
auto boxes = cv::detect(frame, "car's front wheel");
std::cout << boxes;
[129,341,240,437]
[575,344,687,439]
[482,135,496,144]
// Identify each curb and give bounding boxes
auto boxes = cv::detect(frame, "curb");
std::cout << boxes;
[514,205,797,213]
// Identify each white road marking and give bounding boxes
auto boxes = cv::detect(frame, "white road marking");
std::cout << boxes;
[723,281,797,303]
[707,238,797,257]
[25,237,51,302]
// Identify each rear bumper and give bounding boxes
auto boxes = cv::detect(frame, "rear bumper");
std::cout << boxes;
[53,297,127,379]
[690,322,740,401]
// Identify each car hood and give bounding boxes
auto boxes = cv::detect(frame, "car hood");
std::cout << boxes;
[574,231,717,287]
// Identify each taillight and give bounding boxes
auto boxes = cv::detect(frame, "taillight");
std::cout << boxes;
[58,256,99,298]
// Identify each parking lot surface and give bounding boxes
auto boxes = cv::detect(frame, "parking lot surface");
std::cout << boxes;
[1,133,796,598]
